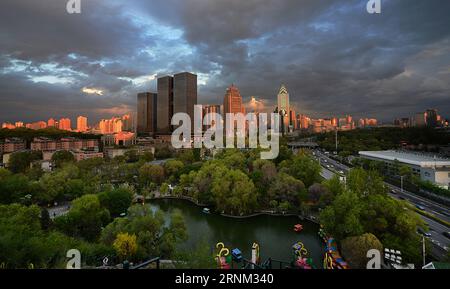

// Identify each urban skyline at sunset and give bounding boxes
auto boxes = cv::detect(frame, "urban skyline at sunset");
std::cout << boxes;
[1,0,449,124]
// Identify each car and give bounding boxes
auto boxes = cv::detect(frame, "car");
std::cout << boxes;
[418,228,431,237]
[415,205,426,211]
[443,232,450,239]
[338,170,345,174]
[440,211,450,217]
[390,189,397,195]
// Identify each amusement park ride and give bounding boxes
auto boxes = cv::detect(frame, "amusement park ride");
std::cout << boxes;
[214,224,349,270]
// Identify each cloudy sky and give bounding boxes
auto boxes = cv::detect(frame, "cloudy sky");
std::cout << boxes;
[1,0,449,124]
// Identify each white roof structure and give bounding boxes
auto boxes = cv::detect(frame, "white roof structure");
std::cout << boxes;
[359,150,450,168]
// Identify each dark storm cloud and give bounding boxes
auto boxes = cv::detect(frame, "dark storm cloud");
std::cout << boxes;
[0,0,449,123]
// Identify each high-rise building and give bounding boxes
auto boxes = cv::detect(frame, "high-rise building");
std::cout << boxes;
[47,118,56,127]
[223,84,245,115]
[137,92,157,135]
[289,109,297,130]
[426,109,438,128]
[58,118,71,131]
[202,105,221,131]
[2,123,15,129]
[121,114,133,132]
[223,84,245,133]
[99,117,123,134]
[157,76,174,134]
[277,85,290,131]
[174,72,197,130]
[77,116,88,132]
[15,121,24,128]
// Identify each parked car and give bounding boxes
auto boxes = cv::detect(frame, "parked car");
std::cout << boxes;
[443,232,450,239]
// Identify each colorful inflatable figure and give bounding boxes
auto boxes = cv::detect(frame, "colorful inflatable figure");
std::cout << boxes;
[292,242,314,269]
[324,237,349,269]
[215,242,231,269]
[251,243,260,267]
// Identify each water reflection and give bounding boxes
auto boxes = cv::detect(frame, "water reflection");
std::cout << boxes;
[148,199,324,267]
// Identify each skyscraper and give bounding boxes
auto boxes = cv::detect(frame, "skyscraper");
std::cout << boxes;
[77,116,88,132]
[174,72,197,129]
[137,92,157,135]
[47,118,56,127]
[414,112,426,127]
[277,85,290,133]
[223,84,245,115]
[157,76,174,134]
[59,118,71,131]
[426,109,438,128]
[121,114,133,132]
[202,104,221,131]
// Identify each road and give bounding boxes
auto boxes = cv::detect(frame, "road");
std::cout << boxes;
[314,150,450,254]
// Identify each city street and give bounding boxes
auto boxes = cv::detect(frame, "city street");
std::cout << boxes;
[315,150,450,254]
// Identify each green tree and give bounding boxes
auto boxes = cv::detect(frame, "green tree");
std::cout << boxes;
[113,233,138,261]
[320,190,364,240]
[51,150,75,168]
[54,194,110,241]
[268,172,307,209]
[140,151,155,162]
[40,208,52,230]
[341,233,383,269]
[164,160,184,179]
[98,186,133,217]
[308,183,329,204]
[279,152,321,187]
[0,174,30,204]
[210,168,257,215]
[139,164,165,186]
[8,151,42,174]
[347,168,386,197]
[124,150,139,163]
[101,205,186,259]
[173,239,216,269]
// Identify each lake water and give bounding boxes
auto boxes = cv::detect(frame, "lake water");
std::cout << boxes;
[148,199,325,268]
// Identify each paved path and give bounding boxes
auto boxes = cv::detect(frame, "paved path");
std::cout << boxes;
[47,204,71,219]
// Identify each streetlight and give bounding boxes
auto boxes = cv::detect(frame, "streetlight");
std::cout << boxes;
[400,175,404,194]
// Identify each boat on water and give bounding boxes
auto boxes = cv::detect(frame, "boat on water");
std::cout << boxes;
[231,248,243,262]
[294,224,303,232]
[202,208,211,214]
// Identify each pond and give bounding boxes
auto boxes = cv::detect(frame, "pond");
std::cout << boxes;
[148,199,325,268]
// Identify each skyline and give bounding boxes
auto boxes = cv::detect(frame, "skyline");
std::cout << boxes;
[1,76,448,130]
[1,0,450,124]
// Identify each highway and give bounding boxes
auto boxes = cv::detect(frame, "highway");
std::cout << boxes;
[314,149,450,255]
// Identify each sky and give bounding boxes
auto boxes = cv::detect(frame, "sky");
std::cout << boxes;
[0,0,449,124]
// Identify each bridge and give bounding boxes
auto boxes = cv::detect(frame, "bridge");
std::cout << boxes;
[287,142,319,149]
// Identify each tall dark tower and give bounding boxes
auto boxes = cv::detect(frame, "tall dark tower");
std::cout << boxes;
[173,72,197,129]
[157,76,174,134]
[137,92,157,135]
